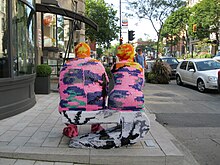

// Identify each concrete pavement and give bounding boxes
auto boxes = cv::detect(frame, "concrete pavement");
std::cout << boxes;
[0,83,198,165]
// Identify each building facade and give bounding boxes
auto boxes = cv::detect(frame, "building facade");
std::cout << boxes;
[0,0,36,119]
[38,0,86,77]
[0,0,97,119]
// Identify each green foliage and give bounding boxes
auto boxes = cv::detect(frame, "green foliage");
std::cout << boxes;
[161,6,190,39]
[85,0,120,47]
[188,0,220,40]
[136,39,157,53]
[96,47,103,57]
[198,53,212,58]
[36,64,52,77]
[147,72,158,84]
[148,61,171,84]
[127,0,185,58]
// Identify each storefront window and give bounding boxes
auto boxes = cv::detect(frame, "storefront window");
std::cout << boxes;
[0,0,9,78]
[43,13,57,47]
[12,0,35,76]
[63,20,75,57]
[26,0,34,5]
[57,15,64,51]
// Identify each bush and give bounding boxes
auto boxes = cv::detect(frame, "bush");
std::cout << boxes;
[147,72,157,83]
[36,64,52,77]
[148,60,171,84]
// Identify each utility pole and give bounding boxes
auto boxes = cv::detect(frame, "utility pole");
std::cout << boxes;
[119,0,122,45]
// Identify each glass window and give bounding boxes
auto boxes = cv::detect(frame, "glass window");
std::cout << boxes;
[11,0,35,76]
[0,0,9,78]
[180,61,188,70]
[187,61,195,71]
[57,15,64,51]
[57,16,74,55]
[162,58,179,64]
[195,60,220,71]
[64,19,74,56]
[43,13,57,47]
[26,0,34,5]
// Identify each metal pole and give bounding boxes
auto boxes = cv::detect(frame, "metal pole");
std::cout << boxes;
[119,0,122,45]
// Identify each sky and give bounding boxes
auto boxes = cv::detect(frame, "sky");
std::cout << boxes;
[104,0,158,42]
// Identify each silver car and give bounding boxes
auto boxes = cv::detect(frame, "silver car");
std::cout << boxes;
[176,59,220,92]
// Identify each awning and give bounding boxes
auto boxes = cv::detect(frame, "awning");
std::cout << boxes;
[36,3,98,31]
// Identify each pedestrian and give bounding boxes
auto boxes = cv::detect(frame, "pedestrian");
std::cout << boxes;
[109,55,113,67]
[108,43,145,111]
[135,48,147,69]
[135,48,148,82]
[59,42,109,138]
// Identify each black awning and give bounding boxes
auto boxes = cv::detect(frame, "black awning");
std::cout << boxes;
[36,3,98,31]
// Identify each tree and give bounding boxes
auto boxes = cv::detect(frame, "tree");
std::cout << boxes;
[188,0,220,54]
[85,0,120,48]
[127,0,186,58]
[161,6,191,55]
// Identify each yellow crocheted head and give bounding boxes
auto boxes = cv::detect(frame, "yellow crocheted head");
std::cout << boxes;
[116,43,135,61]
[75,42,90,58]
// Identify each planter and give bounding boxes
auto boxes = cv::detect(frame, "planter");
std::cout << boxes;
[34,76,51,94]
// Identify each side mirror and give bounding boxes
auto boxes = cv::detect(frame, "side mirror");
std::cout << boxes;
[189,69,195,72]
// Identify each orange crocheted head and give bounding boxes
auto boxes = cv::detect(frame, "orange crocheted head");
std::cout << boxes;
[116,43,135,61]
[75,42,90,58]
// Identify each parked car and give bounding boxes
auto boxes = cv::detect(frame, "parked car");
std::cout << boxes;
[176,59,220,92]
[213,52,220,62]
[159,57,179,79]
[145,60,155,73]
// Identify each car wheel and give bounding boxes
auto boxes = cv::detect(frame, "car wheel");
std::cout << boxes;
[176,75,183,86]
[197,79,206,92]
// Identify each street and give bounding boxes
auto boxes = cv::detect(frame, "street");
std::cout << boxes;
[144,81,220,165]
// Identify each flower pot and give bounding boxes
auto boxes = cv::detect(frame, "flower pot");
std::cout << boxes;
[34,76,51,94]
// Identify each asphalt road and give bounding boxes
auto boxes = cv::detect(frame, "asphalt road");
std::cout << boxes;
[144,81,220,165]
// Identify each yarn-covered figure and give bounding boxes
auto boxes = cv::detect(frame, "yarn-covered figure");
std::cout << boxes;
[60,43,150,149]
[108,44,144,111]
[59,42,109,137]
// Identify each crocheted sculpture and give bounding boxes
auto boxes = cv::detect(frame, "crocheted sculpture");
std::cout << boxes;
[59,43,150,149]
[108,43,144,111]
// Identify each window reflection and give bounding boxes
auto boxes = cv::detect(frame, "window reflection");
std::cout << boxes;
[0,0,9,78]
[26,0,34,6]
[57,15,64,51]
[43,13,57,47]
[12,0,35,76]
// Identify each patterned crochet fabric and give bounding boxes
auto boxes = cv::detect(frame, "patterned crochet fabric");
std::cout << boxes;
[108,61,144,111]
[59,57,109,112]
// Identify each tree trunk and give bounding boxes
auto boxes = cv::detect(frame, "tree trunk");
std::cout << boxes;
[185,30,189,55]
[216,32,219,54]
[156,29,162,59]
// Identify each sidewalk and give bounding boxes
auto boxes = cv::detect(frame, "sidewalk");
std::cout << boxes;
[0,84,191,165]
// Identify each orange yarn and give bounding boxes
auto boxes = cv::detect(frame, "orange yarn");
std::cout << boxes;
[75,42,91,58]
[116,43,135,61]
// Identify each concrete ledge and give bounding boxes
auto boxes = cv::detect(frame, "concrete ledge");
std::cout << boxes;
[0,147,90,164]
[0,131,184,165]
[0,146,166,165]
[90,148,165,165]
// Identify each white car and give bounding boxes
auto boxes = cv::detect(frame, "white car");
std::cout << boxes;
[176,59,220,92]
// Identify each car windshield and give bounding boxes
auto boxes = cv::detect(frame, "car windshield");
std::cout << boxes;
[195,60,220,71]
[161,58,179,64]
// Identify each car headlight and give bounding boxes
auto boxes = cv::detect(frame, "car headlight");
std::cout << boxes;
[208,76,217,82]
